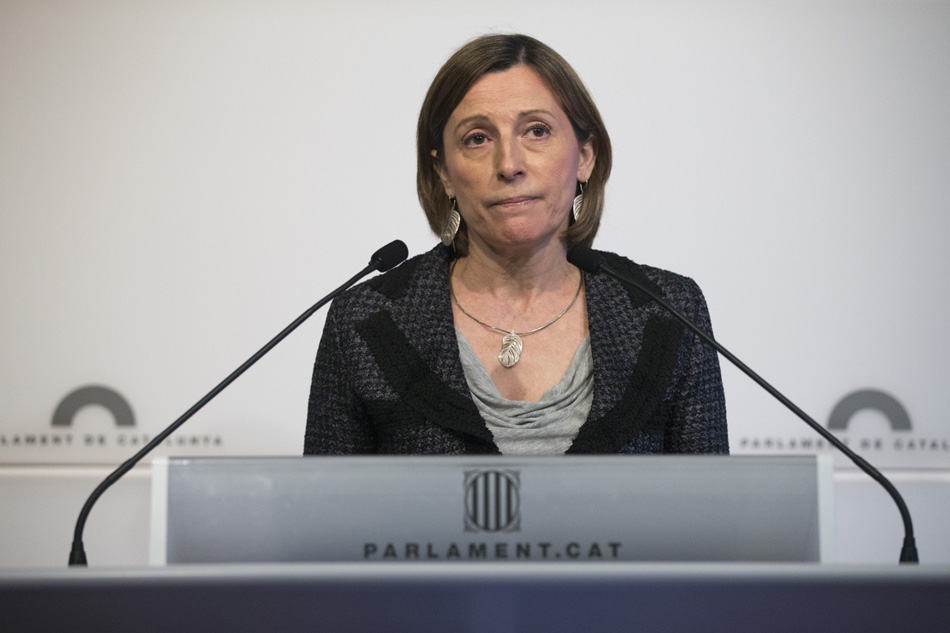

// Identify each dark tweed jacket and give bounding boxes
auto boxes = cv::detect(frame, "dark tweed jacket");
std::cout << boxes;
[305,244,728,454]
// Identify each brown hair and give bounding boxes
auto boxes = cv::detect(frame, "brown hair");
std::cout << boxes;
[417,34,612,256]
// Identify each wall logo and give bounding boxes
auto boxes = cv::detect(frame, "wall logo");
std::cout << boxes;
[737,388,949,466]
[0,384,225,463]
[464,469,521,533]
[52,385,135,428]
[827,389,911,431]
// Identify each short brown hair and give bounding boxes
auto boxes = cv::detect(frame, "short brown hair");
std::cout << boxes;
[417,34,612,256]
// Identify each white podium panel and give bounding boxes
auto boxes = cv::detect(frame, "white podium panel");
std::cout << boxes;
[150,455,833,564]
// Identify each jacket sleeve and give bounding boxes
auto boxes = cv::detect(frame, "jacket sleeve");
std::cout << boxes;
[304,298,375,454]
[663,277,729,454]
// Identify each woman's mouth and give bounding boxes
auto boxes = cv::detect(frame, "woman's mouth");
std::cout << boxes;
[495,196,536,207]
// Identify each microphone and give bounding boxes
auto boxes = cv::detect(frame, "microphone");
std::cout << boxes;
[568,243,919,564]
[370,240,409,272]
[68,240,409,566]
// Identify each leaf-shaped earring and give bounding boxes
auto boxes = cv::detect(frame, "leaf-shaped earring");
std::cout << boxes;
[572,182,585,222]
[498,332,524,368]
[441,198,461,247]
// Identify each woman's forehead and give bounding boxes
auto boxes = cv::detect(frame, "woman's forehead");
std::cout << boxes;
[450,66,565,124]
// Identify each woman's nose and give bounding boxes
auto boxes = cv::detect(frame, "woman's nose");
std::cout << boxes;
[495,137,526,181]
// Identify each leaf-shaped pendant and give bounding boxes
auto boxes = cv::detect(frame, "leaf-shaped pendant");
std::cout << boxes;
[498,331,523,368]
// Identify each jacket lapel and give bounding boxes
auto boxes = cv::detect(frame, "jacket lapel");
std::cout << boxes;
[359,246,494,445]
[569,254,684,453]
[360,246,685,453]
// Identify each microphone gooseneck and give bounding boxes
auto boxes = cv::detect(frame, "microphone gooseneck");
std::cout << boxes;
[568,243,918,564]
[68,240,409,567]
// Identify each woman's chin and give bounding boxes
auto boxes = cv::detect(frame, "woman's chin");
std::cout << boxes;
[476,231,566,257]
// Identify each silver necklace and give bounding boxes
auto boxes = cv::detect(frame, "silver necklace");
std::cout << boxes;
[450,265,584,368]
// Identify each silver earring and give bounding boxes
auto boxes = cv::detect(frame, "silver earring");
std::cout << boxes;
[572,182,586,222]
[441,198,461,246]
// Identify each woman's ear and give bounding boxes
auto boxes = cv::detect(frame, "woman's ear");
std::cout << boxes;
[431,149,455,198]
[576,137,596,183]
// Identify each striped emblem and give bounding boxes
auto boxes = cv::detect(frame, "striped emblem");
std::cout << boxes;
[464,469,521,532]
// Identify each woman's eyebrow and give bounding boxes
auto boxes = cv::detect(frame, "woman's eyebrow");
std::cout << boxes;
[453,109,556,133]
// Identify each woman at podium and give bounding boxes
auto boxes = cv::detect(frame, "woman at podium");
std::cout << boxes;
[305,34,727,455]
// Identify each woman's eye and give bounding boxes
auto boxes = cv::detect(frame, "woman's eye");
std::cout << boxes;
[464,132,488,146]
[527,124,550,138]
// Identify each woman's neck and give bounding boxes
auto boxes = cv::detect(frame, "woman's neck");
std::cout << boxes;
[454,238,577,297]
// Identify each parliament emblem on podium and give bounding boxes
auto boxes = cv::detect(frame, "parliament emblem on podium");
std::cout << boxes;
[464,469,521,532]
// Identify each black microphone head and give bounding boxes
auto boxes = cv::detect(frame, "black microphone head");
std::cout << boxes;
[567,243,606,273]
[370,240,409,272]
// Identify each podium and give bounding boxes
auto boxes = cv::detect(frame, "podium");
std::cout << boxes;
[150,455,833,564]
[3,455,949,632]
[3,562,950,632]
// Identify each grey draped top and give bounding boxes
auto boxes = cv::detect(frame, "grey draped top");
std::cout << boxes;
[456,329,594,455]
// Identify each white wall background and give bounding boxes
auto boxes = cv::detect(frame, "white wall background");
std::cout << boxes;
[1,0,948,565]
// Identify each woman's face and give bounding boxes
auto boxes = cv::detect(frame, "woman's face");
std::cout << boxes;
[435,65,595,257]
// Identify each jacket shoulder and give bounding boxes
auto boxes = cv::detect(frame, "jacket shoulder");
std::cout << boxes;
[595,250,707,315]
[328,243,450,316]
